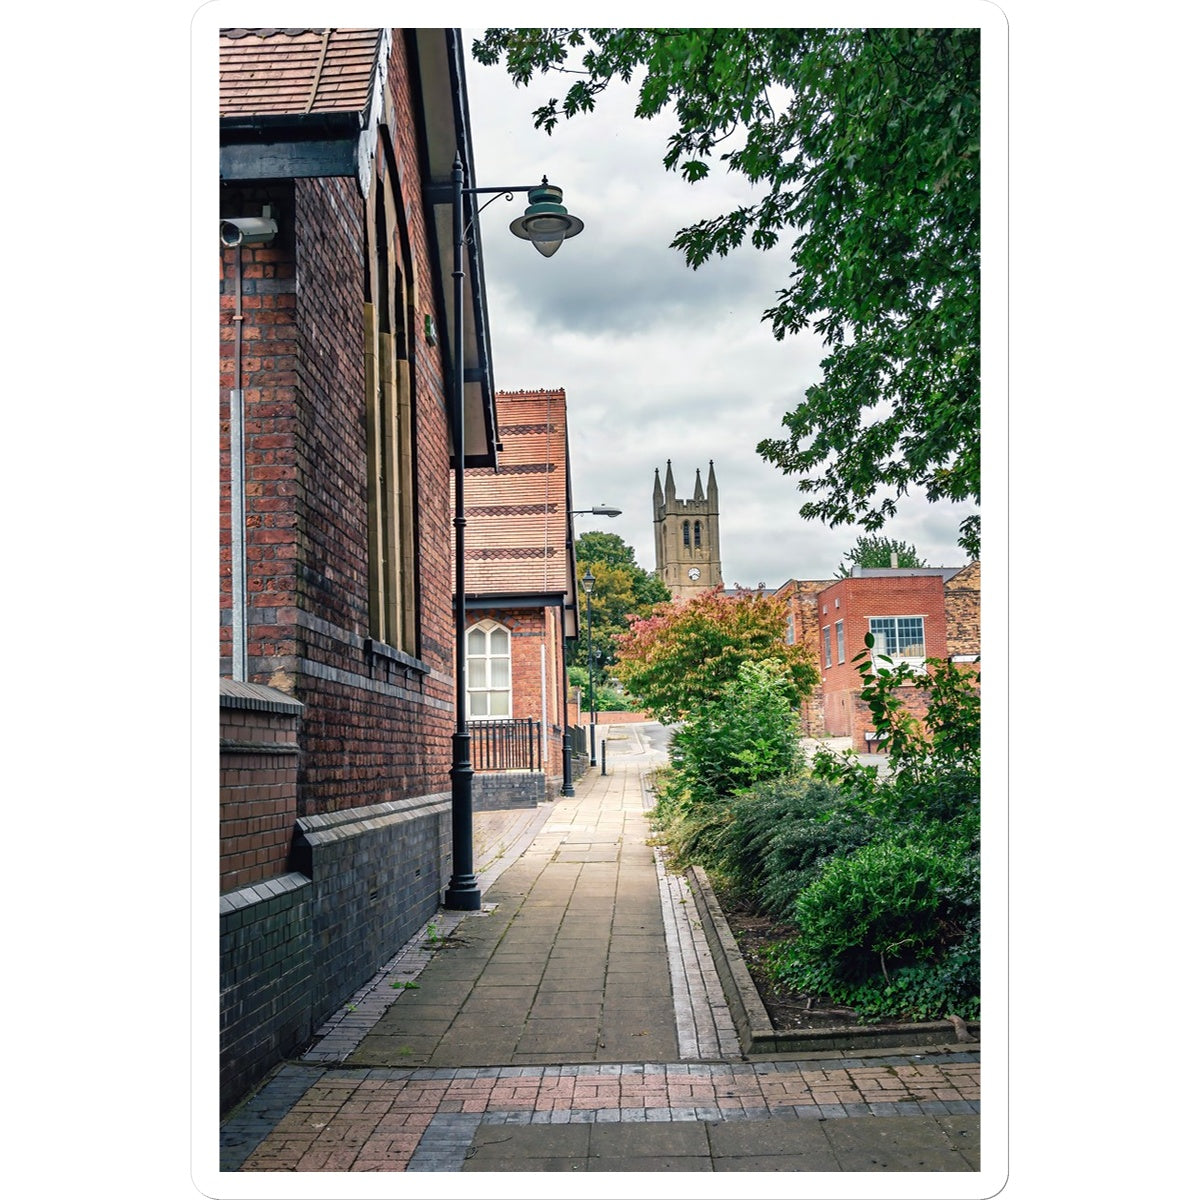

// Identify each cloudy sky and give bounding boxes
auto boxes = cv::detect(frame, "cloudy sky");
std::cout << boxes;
[461,28,983,587]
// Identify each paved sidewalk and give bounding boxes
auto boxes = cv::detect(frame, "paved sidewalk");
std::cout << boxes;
[219,723,982,1179]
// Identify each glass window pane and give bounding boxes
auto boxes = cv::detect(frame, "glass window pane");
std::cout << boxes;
[468,660,487,688]
[467,628,487,654]
[491,659,510,688]
[469,691,489,716]
[488,627,509,654]
[896,617,925,657]
[869,617,895,655]
[490,692,510,716]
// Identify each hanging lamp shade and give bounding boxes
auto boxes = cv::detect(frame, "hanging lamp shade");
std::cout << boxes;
[510,179,584,257]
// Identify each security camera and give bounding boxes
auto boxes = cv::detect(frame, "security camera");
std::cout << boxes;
[220,207,278,247]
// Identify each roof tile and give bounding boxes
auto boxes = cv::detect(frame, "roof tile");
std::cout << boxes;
[219,28,382,118]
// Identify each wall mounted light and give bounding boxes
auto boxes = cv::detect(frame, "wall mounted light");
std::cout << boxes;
[509,179,585,258]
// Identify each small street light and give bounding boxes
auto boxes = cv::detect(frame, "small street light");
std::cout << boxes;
[571,505,622,518]
[440,156,585,911]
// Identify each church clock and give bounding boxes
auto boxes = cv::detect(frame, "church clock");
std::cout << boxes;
[652,460,724,601]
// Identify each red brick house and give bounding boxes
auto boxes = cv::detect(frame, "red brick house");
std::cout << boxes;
[462,389,580,802]
[217,28,501,1112]
[774,564,981,751]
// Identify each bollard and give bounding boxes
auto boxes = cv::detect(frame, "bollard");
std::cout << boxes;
[561,731,575,796]
[601,739,606,776]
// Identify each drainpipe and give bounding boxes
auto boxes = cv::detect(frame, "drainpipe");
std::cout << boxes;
[220,209,277,682]
[228,244,248,681]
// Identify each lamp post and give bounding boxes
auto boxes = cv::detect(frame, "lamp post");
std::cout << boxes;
[582,568,597,766]
[442,156,584,911]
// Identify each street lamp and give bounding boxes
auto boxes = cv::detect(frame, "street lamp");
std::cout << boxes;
[571,505,622,519]
[442,156,584,911]
[582,568,597,767]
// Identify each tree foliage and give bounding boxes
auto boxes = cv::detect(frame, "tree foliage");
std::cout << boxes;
[572,530,670,676]
[613,587,817,723]
[473,28,981,558]
[835,535,928,578]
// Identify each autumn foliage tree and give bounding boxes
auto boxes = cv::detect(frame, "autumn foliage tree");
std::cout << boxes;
[613,588,818,723]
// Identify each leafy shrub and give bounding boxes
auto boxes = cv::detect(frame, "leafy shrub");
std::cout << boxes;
[768,822,979,1020]
[811,643,980,827]
[670,658,800,806]
[568,665,637,711]
[703,777,881,918]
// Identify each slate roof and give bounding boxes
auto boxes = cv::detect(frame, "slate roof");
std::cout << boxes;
[464,390,572,597]
[219,28,382,118]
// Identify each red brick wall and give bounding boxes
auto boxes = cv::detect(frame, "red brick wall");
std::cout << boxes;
[777,579,834,735]
[220,704,300,891]
[566,705,651,725]
[219,37,458,820]
[815,574,949,751]
[219,181,301,678]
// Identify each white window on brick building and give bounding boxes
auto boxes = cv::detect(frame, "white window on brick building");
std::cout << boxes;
[466,620,512,717]
[835,619,845,664]
[868,616,926,671]
[822,625,832,668]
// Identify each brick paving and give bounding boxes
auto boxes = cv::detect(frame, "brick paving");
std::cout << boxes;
[228,1055,979,1172]
[218,723,983,1178]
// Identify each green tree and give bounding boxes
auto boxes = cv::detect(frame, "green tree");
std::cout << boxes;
[613,587,817,723]
[834,535,929,578]
[474,28,981,558]
[572,531,670,677]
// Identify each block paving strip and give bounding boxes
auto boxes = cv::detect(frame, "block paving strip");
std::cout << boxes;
[230,1053,979,1171]
[654,842,741,1059]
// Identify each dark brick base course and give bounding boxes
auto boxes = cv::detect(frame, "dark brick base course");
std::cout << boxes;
[293,792,453,1031]
[220,792,454,1114]
[471,771,546,809]
[220,873,312,1113]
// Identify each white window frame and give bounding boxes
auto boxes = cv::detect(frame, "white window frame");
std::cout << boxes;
[835,619,845,664]
[822,624,832,668]
[466,619,512,718]
[868,615,927,672]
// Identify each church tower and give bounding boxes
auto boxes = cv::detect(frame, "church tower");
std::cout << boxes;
[653,460,723,600]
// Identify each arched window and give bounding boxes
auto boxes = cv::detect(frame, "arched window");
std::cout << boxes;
[694,521,702,548]
[365,136,418,653]
[466,620,511,717]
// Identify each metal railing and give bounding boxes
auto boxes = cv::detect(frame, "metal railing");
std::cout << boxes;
[567,724,588,756]
[469,718,542,772]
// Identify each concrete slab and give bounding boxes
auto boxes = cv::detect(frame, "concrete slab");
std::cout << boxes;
[821,1115,978,1171]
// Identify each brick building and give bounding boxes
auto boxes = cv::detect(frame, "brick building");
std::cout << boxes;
[774,564,981,751]
[462,388,580,804]
[217,28,502,1112]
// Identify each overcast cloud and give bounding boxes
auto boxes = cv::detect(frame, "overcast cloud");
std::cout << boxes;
[462,32,980,587]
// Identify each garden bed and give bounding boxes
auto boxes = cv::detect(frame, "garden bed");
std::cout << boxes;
[687,865,980,1055]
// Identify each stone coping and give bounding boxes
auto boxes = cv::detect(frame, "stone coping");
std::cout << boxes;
[686,864,981,1056]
